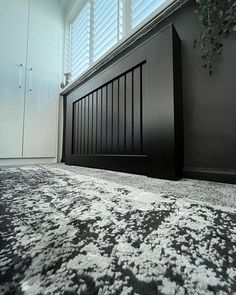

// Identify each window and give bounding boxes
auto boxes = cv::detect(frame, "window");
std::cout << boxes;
[70,2,90,80]
[66,0,174,81]
[131,0,167,28]
[92,0,119,61]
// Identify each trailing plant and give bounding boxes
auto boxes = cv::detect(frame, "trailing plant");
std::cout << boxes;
[193,0,236,75]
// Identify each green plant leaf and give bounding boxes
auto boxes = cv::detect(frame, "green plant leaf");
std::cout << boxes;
[193,0,236,75]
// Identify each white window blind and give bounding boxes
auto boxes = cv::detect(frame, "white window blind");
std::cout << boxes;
[92,0,119,61]
[66,0,172,82]
[71,2,90,80]
[131,0,166,28]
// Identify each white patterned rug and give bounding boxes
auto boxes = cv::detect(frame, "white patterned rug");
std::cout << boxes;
[0,166,235,295]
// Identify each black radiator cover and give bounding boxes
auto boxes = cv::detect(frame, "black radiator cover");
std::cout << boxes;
[64,24,183,180]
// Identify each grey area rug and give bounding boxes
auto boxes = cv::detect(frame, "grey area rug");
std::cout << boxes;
[0,166,235,295]
[49,164,236,208]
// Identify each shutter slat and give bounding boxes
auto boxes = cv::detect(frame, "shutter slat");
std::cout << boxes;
[93,13,117,42]
[93,23,117,55]
[72,64,89,78]
[73,2,90,25]
[93,35,117,60]
[72,34,89,55]
[72,19,89,40]
[132,0,166,28]
[93,8,116,34]
[72,51,89,68]
[94,0,116,25]
[72,30,89,49]
[72,61,89,78]
[70,2,90,80]
[73,58,90,71]
[68,0,170,81]
[92,0,118,61]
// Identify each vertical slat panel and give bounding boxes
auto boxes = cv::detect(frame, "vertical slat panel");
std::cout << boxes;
[118,75,125,154]
[125,71,133,154]
[112,79,119,154]
[90,95,93,154]
[72,103,75,154]
[73,102,77,154]
[101,86,107,154]
[88,93,93,154]
[140,64,144,154]
[84,96,88,154]
[72,102,78,154]
[76,102,79,154]
[97,89,102,154]
[92,91,97,154]
[87,95,90,154]
[81,98,85,154]
[77,99,81,155]
[107,83,113,153]
[71,66,143,157]
[133,66,142,154]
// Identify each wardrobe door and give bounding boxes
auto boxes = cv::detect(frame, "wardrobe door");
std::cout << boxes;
[0,0,29,158]
[23,0,60,158]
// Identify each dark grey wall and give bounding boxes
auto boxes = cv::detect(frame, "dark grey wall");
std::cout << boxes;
[149,0,236,182]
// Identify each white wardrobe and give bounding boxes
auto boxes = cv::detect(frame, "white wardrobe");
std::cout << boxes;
[0,0,61,165]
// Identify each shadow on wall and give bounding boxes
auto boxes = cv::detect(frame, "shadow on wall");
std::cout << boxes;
[162,0,236,183]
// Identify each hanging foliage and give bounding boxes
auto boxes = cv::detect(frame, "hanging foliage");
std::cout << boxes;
[193,0,236,75]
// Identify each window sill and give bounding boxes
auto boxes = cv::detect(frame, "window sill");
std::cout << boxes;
[60,0,189,96]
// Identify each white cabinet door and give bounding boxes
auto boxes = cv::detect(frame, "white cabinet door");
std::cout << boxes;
[0,0,29,158]
[23,0,60,158]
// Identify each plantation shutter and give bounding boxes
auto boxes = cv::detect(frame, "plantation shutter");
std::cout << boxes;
[67,0,172,82]
[71,2,90,80]
[92,0,119,61]
[131,0,166,28]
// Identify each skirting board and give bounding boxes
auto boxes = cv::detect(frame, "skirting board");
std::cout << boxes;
[0,158,57,167]
[183,167,236,184]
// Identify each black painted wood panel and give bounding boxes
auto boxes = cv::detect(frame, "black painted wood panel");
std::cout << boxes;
[107,83,113,154]
[118,76,125,154]
[101,86,107,154]
[72,64,144,156]
[112,79,119,154]
[92,91,97,154]
[97,89,102,154]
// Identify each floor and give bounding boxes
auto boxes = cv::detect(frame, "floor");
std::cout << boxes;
[47,163,236,208]
[0,164,236,295]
